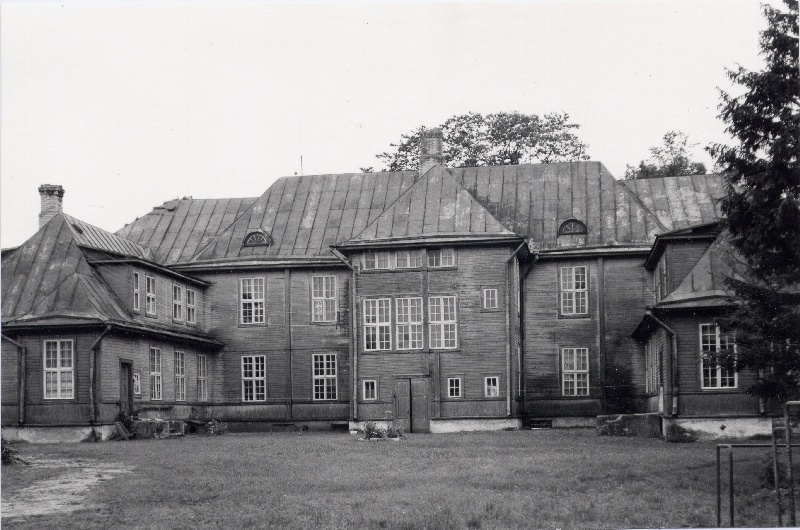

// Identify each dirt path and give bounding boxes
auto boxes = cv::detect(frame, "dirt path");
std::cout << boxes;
[2,457,133,519]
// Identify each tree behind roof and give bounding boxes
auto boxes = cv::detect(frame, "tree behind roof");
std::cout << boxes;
[624,131,707,180]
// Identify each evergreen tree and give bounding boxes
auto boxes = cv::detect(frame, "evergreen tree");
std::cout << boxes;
[710,0,800,403]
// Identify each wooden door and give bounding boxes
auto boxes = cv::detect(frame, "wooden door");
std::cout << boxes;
[411,378,430,433]
[393,379,411,432]
[120,362,133,416]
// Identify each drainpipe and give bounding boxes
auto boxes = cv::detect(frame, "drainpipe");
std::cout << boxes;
[505,241,527,417]
[520,253,539,415]
[3,334,27,425]
[645,311,678,417]
[89,326,112,425]
[332,249,357,422]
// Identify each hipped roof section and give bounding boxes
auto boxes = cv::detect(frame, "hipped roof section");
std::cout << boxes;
[335,166,520,249]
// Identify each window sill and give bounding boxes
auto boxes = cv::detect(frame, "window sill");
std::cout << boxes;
[237,323,268,328]
[480,308,501,313]
[558,314,590,320]
[145,313,157,319]
[310,320,339,326]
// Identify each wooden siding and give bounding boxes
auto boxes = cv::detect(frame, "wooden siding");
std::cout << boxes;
[2,339,19,425]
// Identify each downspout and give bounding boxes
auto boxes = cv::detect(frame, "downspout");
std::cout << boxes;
[645,311,678,417]
[3,334,27,425]
[520,253,539,416]
[332,249,357,421]
[506,241,527,417]
[89,326,112,425]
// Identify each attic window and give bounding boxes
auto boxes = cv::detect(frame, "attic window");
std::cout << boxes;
[243,231,271,247]
[558,220,587,236]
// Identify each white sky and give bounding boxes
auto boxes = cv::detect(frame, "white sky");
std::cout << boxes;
[0,0,767,248]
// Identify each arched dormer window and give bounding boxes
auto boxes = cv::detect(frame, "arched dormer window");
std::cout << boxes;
[557,219,587,248]
[243,231,272,247]
[558,219,587,236]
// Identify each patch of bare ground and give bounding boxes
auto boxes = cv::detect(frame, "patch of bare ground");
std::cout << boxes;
[2,457,132,519]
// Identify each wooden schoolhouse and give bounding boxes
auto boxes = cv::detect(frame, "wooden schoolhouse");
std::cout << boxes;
[1,130,765,441]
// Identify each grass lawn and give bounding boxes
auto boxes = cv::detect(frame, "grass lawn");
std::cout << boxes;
[0,429,789,529]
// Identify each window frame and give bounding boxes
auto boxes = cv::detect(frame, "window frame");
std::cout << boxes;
[312,353,338,401]
[241,355,267,402]
[240,277,266,325]
[149,347,162,401]
[396,297,424,350]
[172,284,184,322]
[362,379,377,401]
[561,347,589,397]
[362,250,392,271]
[243,231,271,247]
[145,274,157,317]
[429,295,458,350]
[427,248,455,269]
[43,339,74,400]
[447,377,462,399]
[484,376,501,398]
[559,266,588,317]
[395,249,423,269]
[186,288,197,325]
[174,351,186,401]
[699,323,738,390]
[311,275,337,323]
[363,298,392,351]
[645,339,662,396]
[558,219,587,236]
[133,373,141,396]
[482,287,499,311]
[133,271,141,312]
[197,354,208,402]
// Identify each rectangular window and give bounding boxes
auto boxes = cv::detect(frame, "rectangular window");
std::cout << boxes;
[312,276,337,323]
[363,251,391,270]
[654,258,668,302]
[174,351,186,401]
[447,377,462,398]
[172,284,183,321]
[645,340,662,395]
[700,324,737,389]
[560,266,588,315]
[483,288,499,310]
[562,347,589,396]
[240,278,265,324]
[145,275,157,316]
[241,355,266,401]
[485,376,500,397]
[364,299,391,351]
[149,347,162,400]
[43,340,74,399]
[186,288,196,324]
[133,272,140,311]
[396,249,423,269]
[197,354,208,402]
[428,248,455,268]
[429,296,457,349]
[396,297,423,350]
[363,379,377,401]
[313,354,337,400]
[133,373,141,395]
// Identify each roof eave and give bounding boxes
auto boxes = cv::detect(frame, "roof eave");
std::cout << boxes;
[87,258,212,287]
[535,244,652,260]
[172,255,343,272]
[333,234,524,250]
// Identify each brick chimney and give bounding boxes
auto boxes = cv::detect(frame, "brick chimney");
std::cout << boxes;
[419,127,444,177]
[39,184,64,228]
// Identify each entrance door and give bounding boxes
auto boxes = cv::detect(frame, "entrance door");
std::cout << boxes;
[393,378,430,433]
[120,362,133,417]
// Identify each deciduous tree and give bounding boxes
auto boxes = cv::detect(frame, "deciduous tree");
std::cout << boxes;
[624,131,707,180]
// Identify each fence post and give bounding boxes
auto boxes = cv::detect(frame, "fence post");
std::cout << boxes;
[716,445,722,528]
[786,404,796,526]
[773,420,784,527]
[729,451,734,527]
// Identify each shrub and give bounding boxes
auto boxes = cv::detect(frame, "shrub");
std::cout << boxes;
[665,423,697,443]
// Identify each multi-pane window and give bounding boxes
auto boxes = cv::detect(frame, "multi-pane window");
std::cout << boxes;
[312,276,337,323]
[197,354,208,402]
[364,299,391,351]
[174,351,186,401]
[654,258,668,302]
[562,347,589,396]
[313,354,337,400]
[428,248,455,268]
[560,266,588,315]
[173,284,183,321]
[150,347,162,400]
[396,250,423,269]
[485,376,500,397]
[145,275,157,316]
[396,297,423,350]
[363,380,377,400]
[429,296,457,349]
[133,272,140,311]
[241,355,266,401]
[363,251,391,270]
[483,288,498,310]
[186,288,196,324]
[43,340,73,399]
[447,377,462,398]
[700,324,737,389]
[240,278,265,324]
[645,340,662,395]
